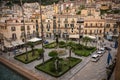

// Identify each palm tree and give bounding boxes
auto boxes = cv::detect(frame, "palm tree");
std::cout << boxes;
[67,41,74,58]
[49,50,59,71]
[82,36,92,46]
[28,42,35,56]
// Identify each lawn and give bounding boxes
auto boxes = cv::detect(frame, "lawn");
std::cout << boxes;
[14,49,43,64]
[35,57,82,77]
[74,48,96,57]
[44,42,57,48]
[71,43,96,57]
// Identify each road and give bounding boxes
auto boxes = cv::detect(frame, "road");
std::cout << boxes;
[70,40,117,80]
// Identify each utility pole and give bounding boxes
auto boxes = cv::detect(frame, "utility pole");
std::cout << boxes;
[66,6,69,43]
[39,0,44,64]
[20,0,27,52]
[20,0,28,60]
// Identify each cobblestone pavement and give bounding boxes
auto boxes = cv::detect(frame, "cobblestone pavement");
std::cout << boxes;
[0,39,117,80]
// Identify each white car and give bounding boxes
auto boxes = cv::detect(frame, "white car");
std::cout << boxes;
[91,54,100,62]
[97,51,103,57]
[99,47,106,53]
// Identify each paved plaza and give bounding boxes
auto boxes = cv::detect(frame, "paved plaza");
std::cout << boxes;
[0,39,116,80]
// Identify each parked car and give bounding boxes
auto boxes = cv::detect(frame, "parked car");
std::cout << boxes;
[44,41,49,44]
[97,51,103,57]
[99,47,106,53]
[91,54,100,62]
[104,47,111,51]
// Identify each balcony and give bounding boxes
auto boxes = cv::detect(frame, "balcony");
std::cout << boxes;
[84,26,104,28]
[64,20,68,23]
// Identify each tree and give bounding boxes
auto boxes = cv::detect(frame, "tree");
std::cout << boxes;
[27,42,35,56]
[37,49,44,59]
[49,50,59,71]
[82,36,92,46]
[5,1,14,9]
[67,41,74,57]
[49,50,58,58]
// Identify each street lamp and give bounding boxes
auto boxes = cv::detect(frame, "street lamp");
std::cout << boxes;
[116,19,120,36]
[39,0,44,64]
[77,18,84,44]
[20,0,27,52]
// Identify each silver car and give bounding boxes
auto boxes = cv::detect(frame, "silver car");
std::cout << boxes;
[91,54,100,62]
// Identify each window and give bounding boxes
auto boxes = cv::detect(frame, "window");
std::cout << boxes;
[64,18,68,23]
[100,23,102,26]
[85,30,87,34]
[70,24,74,28]
[96,23,97,26]
[21,20,24,23]
[36,20,38,23]
[33,25,35,29]
[113,29,117,34]
[16,20,18,23]
[109,29,112,31]
[90,30,92,34]
[47,24,50,29]
[31,20,33,22]
[20,32,24,38]
[100,30,102,33]
[12,33,17,40]
[71,30,73,33]
[71,28,73,33]
[47,29,50,31]
[106,24,110,28]
[21,26,24,31]
[85,23,88,26]
[58,24,60,28]
[65,24,68,28]
[113,24,117,28]
[11,27,16,31]
[90,23,92,27]
[27,26,30,30]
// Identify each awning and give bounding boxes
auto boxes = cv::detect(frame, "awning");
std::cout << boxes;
[83,35,96,39]
[69,35,79,39]
[11,41,19,46]
[17,41,24,45]
[27,37,42,42]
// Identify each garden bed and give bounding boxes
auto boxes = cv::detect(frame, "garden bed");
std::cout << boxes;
[44,42,57,49]
[74,47,96,57]
[14,49,43,64]
[35,57,82,77]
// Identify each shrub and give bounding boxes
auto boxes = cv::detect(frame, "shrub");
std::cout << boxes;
[49,50,58,58]
[59,41,66,48]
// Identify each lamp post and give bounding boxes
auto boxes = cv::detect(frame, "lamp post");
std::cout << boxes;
[115,19,120,80]
[77,18,84,44]
[39,0,44,64]
[20,0,27,52]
